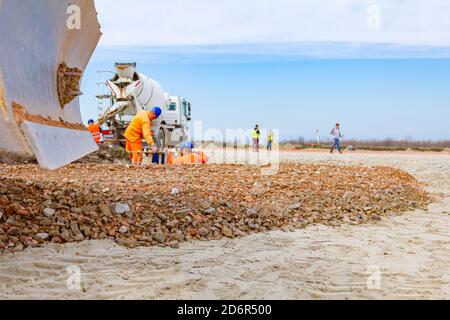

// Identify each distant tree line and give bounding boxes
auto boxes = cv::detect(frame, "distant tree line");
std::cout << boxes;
[280,137,450,151]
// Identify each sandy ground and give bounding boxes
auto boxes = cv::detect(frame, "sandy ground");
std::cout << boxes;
[1,150,449,300]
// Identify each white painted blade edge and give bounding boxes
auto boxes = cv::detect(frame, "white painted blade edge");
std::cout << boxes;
[21,121,98,170]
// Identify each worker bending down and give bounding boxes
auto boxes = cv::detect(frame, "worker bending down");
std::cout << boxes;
[124,107,161,165]
[87,119,102,144]
[168,142,208,165]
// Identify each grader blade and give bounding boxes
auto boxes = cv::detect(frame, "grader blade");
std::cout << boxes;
[0,0,102,169]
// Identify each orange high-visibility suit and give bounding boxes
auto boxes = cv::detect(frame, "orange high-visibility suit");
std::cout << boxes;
[87,123,102,143]
[124,110,156,165]
[169,151,209,165]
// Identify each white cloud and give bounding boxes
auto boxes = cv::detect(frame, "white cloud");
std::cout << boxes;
[94,0,450,47]
[93,43,450,64]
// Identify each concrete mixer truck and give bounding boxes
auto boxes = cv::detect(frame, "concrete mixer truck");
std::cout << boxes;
[98,63,192,149]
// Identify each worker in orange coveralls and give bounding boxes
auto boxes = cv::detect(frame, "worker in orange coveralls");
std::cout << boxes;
[87,119,102,144]
[168,142,209,165]
[124,107,161,165]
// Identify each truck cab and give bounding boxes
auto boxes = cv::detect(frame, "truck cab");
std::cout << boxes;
[154,95,192,149]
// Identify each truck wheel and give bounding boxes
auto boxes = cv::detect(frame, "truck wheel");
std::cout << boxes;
[157,129,166,149]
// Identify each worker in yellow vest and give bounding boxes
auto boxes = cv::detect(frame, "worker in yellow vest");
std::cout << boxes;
[87,119,102,144]
[251,124,260,152]
[267,130,273,151]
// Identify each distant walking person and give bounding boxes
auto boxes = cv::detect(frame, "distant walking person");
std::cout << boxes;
[267,130,273,151]
[252,125,261,152]
[330,123,343,154]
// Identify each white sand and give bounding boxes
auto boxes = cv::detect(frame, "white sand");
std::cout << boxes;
[1,151,449,299]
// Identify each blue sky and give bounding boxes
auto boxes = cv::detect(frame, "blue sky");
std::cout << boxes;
[80,0,450,140]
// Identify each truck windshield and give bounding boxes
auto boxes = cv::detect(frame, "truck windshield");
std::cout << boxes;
[168,102,176,111]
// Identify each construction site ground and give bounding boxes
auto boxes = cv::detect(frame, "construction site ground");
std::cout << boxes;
[1,150,449,299]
